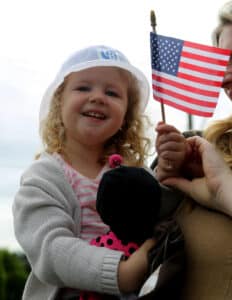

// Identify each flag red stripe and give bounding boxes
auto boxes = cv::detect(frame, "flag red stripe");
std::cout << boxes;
[153,85,217,107]
[152,73,218,97]
[181,51,229,66]
[178,71,222,86]
[179,61,225,76]
[154,96,213,117]
[184,40,232,56]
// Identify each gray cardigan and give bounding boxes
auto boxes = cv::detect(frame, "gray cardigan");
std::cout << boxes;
[13,152,123,300]
[13,152,182,300]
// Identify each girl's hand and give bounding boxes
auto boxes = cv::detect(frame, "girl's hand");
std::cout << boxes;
[118,238,155,293]
[155,122,190,181]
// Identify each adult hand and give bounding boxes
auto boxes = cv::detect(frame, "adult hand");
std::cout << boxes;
[162,136,232,215]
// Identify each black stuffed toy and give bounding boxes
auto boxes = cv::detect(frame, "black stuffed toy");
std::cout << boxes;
[95,154,162,252]
[80,154,184,300]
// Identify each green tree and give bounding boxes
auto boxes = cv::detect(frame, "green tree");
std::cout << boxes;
[0,249,30,300]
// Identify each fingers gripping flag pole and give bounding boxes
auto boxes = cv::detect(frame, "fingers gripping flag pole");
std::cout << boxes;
[150,31,231,118]
[150,10,166,123]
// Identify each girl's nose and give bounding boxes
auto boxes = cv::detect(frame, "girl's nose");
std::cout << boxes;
[89,90,106,104]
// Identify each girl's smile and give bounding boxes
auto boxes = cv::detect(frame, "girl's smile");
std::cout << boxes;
[81,110,106,120]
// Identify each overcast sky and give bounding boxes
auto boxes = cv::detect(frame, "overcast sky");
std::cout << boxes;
[1,0,230,251]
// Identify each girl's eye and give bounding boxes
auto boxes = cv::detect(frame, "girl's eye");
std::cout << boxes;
[76,86,90,92]
[106,90,119,97]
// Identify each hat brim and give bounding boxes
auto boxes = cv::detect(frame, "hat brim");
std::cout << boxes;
[39,60,150,122]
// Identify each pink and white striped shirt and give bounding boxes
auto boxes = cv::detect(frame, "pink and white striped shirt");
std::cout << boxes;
[53,153,109,241]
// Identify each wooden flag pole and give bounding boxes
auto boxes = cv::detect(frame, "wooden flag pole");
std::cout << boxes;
[150,10,166,123]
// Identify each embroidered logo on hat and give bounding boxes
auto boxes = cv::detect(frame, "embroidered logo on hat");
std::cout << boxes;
[97,48,124,62]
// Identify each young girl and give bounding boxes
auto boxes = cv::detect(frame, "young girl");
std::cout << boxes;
[13,45,156,300]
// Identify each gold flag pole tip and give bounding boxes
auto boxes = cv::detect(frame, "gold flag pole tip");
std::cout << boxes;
[150,10,157,33]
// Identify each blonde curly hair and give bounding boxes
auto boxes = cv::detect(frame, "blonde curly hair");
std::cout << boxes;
[212,1,232,46]
[203,115,232,168]
[39,70,151,167]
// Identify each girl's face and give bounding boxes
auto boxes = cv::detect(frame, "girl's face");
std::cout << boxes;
[219,24,232,101]
[61,67,129,148]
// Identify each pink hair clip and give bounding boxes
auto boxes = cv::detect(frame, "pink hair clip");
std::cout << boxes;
[109,154,123,168]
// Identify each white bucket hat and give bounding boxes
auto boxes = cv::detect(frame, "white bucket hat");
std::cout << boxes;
[39,45,150,122]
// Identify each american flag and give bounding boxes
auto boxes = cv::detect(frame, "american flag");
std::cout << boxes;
[150,32,231,117]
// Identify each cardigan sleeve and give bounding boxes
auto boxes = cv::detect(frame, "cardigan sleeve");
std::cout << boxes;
[13,154,123,295]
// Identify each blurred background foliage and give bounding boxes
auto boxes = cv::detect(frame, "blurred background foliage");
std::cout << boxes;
[0,249,30,300]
